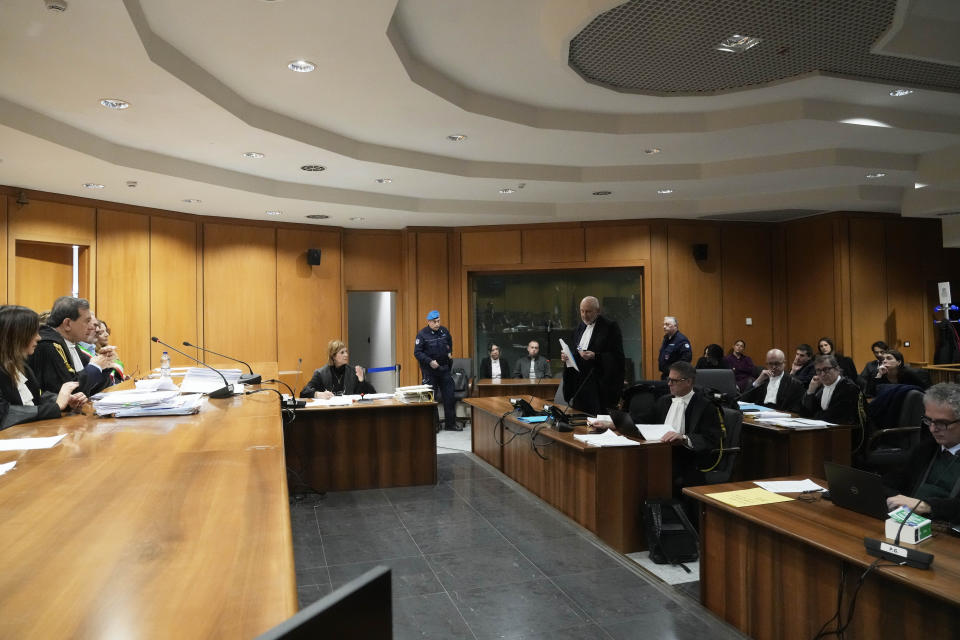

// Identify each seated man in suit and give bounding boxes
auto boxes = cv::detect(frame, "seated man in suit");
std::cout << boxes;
[656,361,723,494]
[740,348,804,413]
[479,343,509,379]
[860,340,889,381]
[513,340,550,379]
[800,354,864,426]
[790,343,816,386]
[884,382,960,523]
[27,296,114,397]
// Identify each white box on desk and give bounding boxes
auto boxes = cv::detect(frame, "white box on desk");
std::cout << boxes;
[884,507,932,544]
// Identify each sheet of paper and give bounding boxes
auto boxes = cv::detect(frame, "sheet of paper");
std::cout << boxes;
[135,377,180,392]
[558,338,579,371]
[0,461,15,476]
[754,479,826,493]
[706,487,794,507]
[750,411,792,419]
[306,396,355,407]
[587,415,613,428]
[573,429,640,447]
[635,423,675,441]
[0,434,67,451]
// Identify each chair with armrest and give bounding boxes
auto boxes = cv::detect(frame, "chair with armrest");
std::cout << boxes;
[861,388,926,473]
[694,369,738,398]
[703,406,743,485]
[449,357,474,429]
[620,381,669,425]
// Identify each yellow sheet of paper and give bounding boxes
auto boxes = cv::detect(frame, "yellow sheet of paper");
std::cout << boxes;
[705,487,794,507]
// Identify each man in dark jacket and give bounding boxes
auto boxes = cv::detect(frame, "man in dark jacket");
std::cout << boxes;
[414,310,458,430]
[884,382,960,523]
[800,354,864,426]
[560,296,624,415]
[658,316,692,380]
[28,296,114,396]
[740,348,805,413]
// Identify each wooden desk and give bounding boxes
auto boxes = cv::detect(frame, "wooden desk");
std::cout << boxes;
[0,392,296,639]
[739,414,854,479]
[285,398,437,491]
[475,377,560,400]
[466,396,672,553]
[686,479,960,640]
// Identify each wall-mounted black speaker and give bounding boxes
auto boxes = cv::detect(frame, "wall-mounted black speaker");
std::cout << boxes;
[692,243,708,261]
[306,248,322,265]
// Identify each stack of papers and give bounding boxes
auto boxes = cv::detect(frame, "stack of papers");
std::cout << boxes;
[573,429,640,447]
[179,368,243,394]
[755,417,835,429]
[395,385,435,403]
[92,389,206,417]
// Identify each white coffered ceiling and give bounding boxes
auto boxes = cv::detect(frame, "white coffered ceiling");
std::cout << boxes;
[0,0,958,230]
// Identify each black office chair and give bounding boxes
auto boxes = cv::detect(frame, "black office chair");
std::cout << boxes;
[693,369,738,398]
[621,381,669,425]
[449,357,474,429]
[703,406,743,485]
[860,387,926,473]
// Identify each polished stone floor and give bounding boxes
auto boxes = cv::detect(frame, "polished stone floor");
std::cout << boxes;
[290,452,745,640]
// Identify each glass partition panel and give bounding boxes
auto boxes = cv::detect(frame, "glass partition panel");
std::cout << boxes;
[471,268,643,383]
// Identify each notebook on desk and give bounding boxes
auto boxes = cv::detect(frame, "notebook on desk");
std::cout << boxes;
[824,461,890,520]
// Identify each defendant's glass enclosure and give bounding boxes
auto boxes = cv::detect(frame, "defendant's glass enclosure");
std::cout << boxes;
[470,269,643,383]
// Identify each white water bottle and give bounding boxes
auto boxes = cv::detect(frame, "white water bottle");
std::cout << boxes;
[160,351,171,377]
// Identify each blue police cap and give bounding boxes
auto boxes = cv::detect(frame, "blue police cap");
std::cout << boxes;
[426,310,440,320]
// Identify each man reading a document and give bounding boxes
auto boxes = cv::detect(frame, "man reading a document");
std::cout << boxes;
[560,296,624,415]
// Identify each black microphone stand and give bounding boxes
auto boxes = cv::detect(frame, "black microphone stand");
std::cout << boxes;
[151,337,233,398]
[182,341,261,385]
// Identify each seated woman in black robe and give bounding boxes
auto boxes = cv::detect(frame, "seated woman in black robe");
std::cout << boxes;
[300,340,376,398]
[866,348,928,397]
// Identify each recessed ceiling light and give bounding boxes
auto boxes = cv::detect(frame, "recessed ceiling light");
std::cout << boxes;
[82,183,104,189]
[350,217,365,222]
[305,214,329,219]
[840,118,892,128]
[915,182,928,189]
[287,60,315,73]
[865,172,886,179]
[889,88,914,97]
[99,98,130,110]
[499,188,515,194]
[592,191,612,196]
[716,35,761,53]
[265,210,282,216]
[657,189,674,195]
[182,198,201,204]
[644,148,661,155]
[375,178,392,184]
[447,134,467,142]
[242,151,265,159]
[300,164,326,172]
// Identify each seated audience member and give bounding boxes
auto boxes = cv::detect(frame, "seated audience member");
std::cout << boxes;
[513,340,550,378]
[800,354,864,425]
[884,382,960,523]
[695,344,725,370]
[860,340,889,380]
[723,339,755,392]
[300,340,375,398]
[817,337,858,381]
[27,296,115,396]
[655,362,723,494]
[739,348,804,413]
[865,348,928,397]
[479,343,510,379]
[0,305,86,430]
[790,343,816,386]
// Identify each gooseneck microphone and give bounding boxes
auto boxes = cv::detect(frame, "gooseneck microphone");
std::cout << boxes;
[151,337,233,399]
[182,341,261,385]
[552,368,595,432]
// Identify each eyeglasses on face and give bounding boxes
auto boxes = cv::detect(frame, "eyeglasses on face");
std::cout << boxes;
[666,377,688,384]
[814,367,835,374]
[766,361,784,367]
[921,416,960,431]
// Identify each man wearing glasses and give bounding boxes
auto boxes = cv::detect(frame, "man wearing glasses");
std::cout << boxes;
[655,361,722,496]
[883,383,960,522]
[799,354,863,426]
[740,348,804,413]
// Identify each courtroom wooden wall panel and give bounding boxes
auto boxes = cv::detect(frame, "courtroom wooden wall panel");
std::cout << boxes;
[342,230,403,291]
[720,225,774,354]
[150,216,199,368]
[584,224,651,262]
[415,232,449,327]
[885,220,936,364]
[203,223,278,365]
[0,196,6,303]
[784,216,836,350]
[13,242,72,313]
[522,227,585,264]
[849,218,888,365]
[461,230,521,266]
[666,224,723,354]
[649,223,669,378]
[276,228,342,376]
[448,232,465,356]
[96,209,151,378]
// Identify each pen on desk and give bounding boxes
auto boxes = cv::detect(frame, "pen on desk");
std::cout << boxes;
[799,488,823,494]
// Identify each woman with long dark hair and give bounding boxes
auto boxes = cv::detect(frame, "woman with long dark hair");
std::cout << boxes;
[0,305,86,430]
[723,339,755,392]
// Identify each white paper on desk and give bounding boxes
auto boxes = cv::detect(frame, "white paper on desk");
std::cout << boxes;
[360,393,394,400]
[306,396,355,407]
[750,411,791,419]
[587,415,613,428]
[179,367,243,394]
[558,339,579,371]
[135,377,179,392]
[754,479,826,493]
[0,461,15,476]
[573,429,639,447]
[635,424,676,441]
[0,434,67,451]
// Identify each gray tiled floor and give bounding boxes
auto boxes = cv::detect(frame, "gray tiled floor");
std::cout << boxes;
[290,452,746,640]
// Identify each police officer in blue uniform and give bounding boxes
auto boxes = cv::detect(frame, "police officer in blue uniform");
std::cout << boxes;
[658,315,692,380]
[415,310,459,430]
